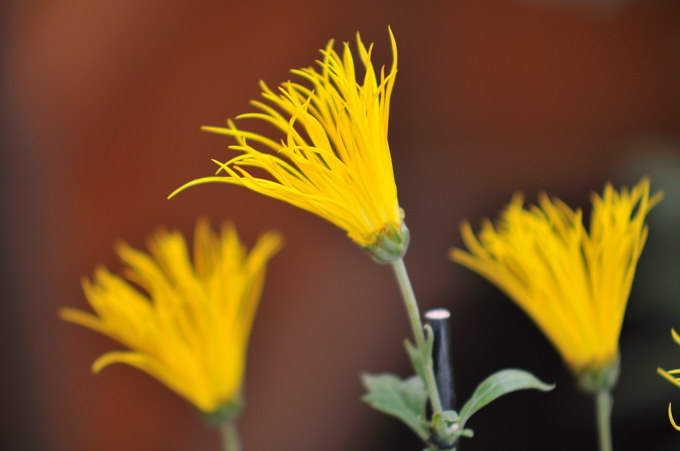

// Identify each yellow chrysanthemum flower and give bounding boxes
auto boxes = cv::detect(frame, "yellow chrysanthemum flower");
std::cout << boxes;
[60,220,282,418]
[658,329,680,430]
[170,29,407,262]
[451,178,661,388]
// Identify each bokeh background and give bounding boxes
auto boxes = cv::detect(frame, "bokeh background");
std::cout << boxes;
[2,0,680,449]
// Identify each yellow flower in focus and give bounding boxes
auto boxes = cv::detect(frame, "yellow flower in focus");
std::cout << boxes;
[451,178,661,388]
[60,220,283,418]
[657,329,680,430]
[170,29,407,262]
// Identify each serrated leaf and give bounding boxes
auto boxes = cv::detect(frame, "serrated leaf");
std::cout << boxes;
[458,369,554,427]
[361,373,429,440]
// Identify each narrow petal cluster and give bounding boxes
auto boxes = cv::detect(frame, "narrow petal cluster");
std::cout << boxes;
[658,329,680,430]
[170,29,407,262]
[451,178,661,383]
[60,219,283,416]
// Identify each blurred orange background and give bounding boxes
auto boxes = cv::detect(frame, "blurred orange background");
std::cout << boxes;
[2,0,680,450]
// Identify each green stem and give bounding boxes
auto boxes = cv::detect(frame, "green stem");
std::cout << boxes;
[391,257,444,414]
[595,390,613,451]
[220,422,241,451]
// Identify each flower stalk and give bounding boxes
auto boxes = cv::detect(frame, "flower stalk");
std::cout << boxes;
[220,422,241,451]
[596,389,613,451]
[391,258,444,415]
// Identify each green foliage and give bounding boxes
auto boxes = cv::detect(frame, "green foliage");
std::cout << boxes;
[362,368,553,450]
[404,325,434,383]
[361,373,429,440]
[430,410,473,447]
[458,369,555,428]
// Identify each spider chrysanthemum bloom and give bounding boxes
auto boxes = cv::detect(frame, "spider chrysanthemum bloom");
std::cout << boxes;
[60,220,283,420]
[451,178,662,390]
[658,329,680,430]
[170,29,407,263]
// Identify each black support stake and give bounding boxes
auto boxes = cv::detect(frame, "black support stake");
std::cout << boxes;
[425,308,455,412]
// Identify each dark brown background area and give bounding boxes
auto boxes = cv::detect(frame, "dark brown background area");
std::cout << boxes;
[2,0,680,450]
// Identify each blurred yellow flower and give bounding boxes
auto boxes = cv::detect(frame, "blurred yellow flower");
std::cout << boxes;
[60,220,283,417]
[657,329,680,430]
[170,29,407,262]
[451,178,661,386]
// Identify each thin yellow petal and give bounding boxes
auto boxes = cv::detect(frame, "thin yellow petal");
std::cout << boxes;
[60,220,282,415]
[658,368,680,389]
[669,403,680,431]
[172,29,406,259]
[452,178,661,379]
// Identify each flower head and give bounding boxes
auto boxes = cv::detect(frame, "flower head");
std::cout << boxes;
[658,329,680,430]
[170,29,407,262]
[60,219,283,418]
[450,178,661,388]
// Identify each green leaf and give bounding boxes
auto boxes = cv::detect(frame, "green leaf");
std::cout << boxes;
[404,339,425,381]
[435,410,459,423]
[430,410,474,448]
[361,372,429,440]
[423,324,435,362]
[458,369,554,427]
[404,325,434,382]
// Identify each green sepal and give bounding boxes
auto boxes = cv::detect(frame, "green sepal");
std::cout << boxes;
[201,396,243,428]
[363,214,410,264]
[576,355,620,394]
[458,369,554,427]
[361,372,429,440]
